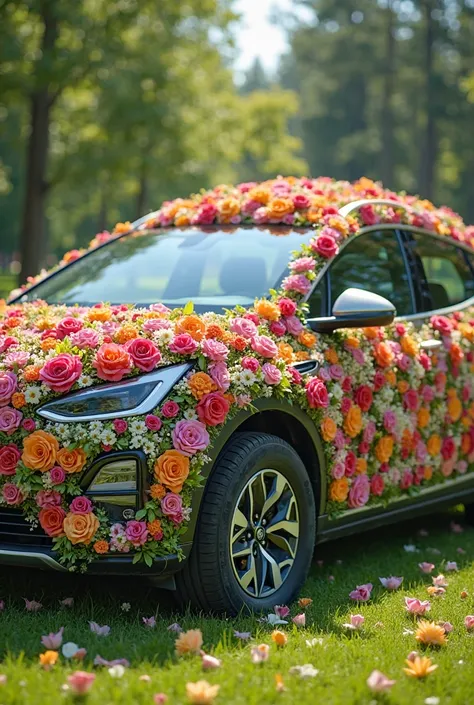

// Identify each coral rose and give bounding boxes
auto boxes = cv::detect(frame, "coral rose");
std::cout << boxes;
[373,341,394,368]
[176,315,206,342]
[39,353,83,393]
[22,430,59,472]
[343,406,363,438]
[154,450,190,493]
[92,343,132,382]
[39,506,66,537]
[196,391,230,426]
[427,434,442,457]
[329,478,349,503]
[63,512,99,545]
[57,447,87,474]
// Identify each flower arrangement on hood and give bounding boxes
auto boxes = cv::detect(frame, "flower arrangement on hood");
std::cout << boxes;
[1,176,474,570]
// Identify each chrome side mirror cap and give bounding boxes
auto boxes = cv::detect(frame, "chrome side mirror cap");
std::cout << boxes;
[308,287,396,333]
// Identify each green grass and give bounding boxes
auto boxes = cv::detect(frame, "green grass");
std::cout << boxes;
[1,509,474,704]
[0,274,15,299]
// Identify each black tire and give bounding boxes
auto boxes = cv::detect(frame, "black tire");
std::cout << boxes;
[175,431,316,615]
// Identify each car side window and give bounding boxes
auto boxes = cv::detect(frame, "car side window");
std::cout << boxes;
[406,232,474,311]
[307,274,327,317]
[327,229,414,316]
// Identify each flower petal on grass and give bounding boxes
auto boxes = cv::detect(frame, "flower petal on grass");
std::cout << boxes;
[24,598,42,612]
[41,627,64,650]
[186,680,220,704]
[67,671,95,695]
[108,665,125,678]
[251,644,270,663]
[366,670,396,693]
[289,664,319,678]
[89,621,110,636]
[349,583,373,601]
[175,629,203,656]
[271,630,287,647]
[167,622,183,633]
[274,605,290,619]
[201,653,222,670]
[154,695,168,704]
[234,631,251,640]
[298,598,313,609]
[379,576,403,590]
[94,655,130,668]
[292,613,306,627]
[464,615,474,630]
[419,562,435,574]
[445,561,458,571]
[60,597,74,608]
[0,675,7,686]
[405,597,431,615]
[343,614,365,630]
[143,616,156,628]
[39,651,58,670]
[432,574,448,587]
[415,621,447,646]
[403,656,438,678]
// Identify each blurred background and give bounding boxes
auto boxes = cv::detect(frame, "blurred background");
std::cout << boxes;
[0,0,474,295]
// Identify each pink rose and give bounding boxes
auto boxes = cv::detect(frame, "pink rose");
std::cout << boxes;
[342,376,352,393]
[289,256,315,273]
[3,482,23,505]
[351,348,365,365]
[36,489,62,508]
[405,597,431,615]
[306,377,329,408]
[0,443,20,476]
[341,397,352,415]
[400,470,413,490]
[359,441,370,454]
[292,194,311,210]
[370,474,385,496]
[201,338,229,362]
[348,475,370,508]
[50,466,66,485]
[145,414,162,431]
[0,336,18,353]
[22,418,36,432]
[251,335,278,359]
[243,312,259,325]
[344,451,356,477]
[282,274,312,295]
[278,298,297,316]
[229,317,258,339]
[464,615,474,631]
[150,302,171,315]
[421,385,435,403]
[269,320,286,337]
[363,421,376,443]
[285,316,304,336]
[70,328,100,349]
[354,385,373,412]
[168,334,199,355]
[161,400,180,418]
[431,315,452,335]
[319,367,330,382]
[359,204,380,226]
[373,370,385,391]
[329,364,344,381]
[261,363,282,385]
[288,366,302,385]
[331,462,345,480]
[160,493,183,524]
[192,202,218,225]
[142,318,171,333]
[403,389,419,411]
[0,406,22,435]
[241,356,260,372]
[334,430,346,449]
[208,362,230,392]
[311,233,339,258]
[40,354,83,393]
[113,419,128,434]
[383,411,396,433]
[56,317,84,339]
[172,419,210,456]
[125,520,148,547]
[0,372,17,405]
[70,496,93,514]
[125,338,161,372]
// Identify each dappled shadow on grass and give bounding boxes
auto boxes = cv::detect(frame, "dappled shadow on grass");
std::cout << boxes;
[0,507,472,665]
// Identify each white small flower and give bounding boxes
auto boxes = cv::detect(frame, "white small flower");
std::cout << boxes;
[129,420,146,435]
[77,374,93,388]
[24,386,42,404]
[183,408,198,421]
[120,602,131,612]
[89,421,104,433]
[101,430,117,446]
[108,665,125,678]
[153,329,173,345]
[289,664,319,678]
[305,638,323,648]
[130,436,144,449]
[424,698,440,705]
[142,439,155,455]
[237,369,256,386]
[261,613,288,626]
[404,544,418,553]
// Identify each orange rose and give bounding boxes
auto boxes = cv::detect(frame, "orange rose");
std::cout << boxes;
[266,198,294,220]
[22,430,59,471]
[398,380,409,394]
[449,343,463,365]
[356,458,367,474]
[324,348,339,364]
[176,315,206,341]
[63,512,99,545]
[154,450,190,493]
[57,447,87,474]
[374,341,394,368]
[113,221,132,234]
[345,336,359,349]
[385,369,396,386]
[447,395,462,423]
[320,417,337,442]
[401,428,413,453]
[254,300,281,321]
[417,407,430,429]
[329,478,349,503]
[87,307,112,322]
[462,433,471,455]
[298,331,317,348]
[400,335,419,357]
[277,343,294,363]
[248,187,271,205]
[343,406,363,438]
[363,327,379,340]
[188,372,216,400]
[307,206,323,223]
[218,197,240,222]
[427,434,442,457]
[375,436,394,463]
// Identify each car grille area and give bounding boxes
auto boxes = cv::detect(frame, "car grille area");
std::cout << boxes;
[0,508,53,548]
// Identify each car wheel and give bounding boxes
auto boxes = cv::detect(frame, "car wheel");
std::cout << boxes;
[175,431,316,615]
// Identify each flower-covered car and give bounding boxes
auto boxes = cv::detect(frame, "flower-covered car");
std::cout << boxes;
[1,176,474,614]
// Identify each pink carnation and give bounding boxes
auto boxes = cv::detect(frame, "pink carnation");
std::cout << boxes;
[36,490,62,508]
[289,257,316,273]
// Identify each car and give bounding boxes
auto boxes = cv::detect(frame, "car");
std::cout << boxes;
[1,176,474,614]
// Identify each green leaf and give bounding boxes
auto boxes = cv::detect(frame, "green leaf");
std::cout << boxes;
[144,553,153,568]
[135,509,147,520]
[198,355,207,371]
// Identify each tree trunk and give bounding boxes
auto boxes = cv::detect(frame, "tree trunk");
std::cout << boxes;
[419,0,437,199]
[19,1,58,282]
[380,1,395,187]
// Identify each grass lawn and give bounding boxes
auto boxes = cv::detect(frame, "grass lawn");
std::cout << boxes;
[1,508,474,704]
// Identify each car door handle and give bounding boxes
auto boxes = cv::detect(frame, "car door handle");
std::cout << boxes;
[292,360,320,375]
[420,339,442,351]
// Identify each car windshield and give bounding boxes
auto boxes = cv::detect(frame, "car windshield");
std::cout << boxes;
[19,226,313,312]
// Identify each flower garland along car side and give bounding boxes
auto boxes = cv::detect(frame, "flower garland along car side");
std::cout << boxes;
[1,175,474,571]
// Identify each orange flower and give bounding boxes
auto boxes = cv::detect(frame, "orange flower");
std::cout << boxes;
[11,392,25,409]
[93,540,109,554]
[462,433,471,455]
[417,408,430,429]
[298,597,313,609]
[329,478,349,503]
[356,458,367,474]
[4,317,21,329]
[39,651,58,669]
[307,206,323,223]
[449,342,463,365]
[231,336,247,351]
[87,307,112,322]
[205,324,224,339]
[176,315,206,341]
[295,351,310,361]
[277,342,294,363]
[375,436,394,463]
[324,348,339,364]
[343,406,363,438]
[298,331,317,348]
[175,629,203,655]
[188,372,216,400]
[403,655,438,678]
[254,300,281,321]
[415,621,447,646]
[175,214,191,227]
[424,466,433,480]
[447,394,462,423]
[57,447,87,474]
[113,221,132,234]
[63,512,99,545]
[427,434,442,457]
[41,337,57,352]
[401,428,413,454]
[150,483,167,500]
[385,369,396,386]
[400,335,419,357]
[271,630,288,647]
[363,327,379,339]
[267,198,294,220]
[22,430,59,471]
[186,680,220,704]
[345,336,359,349]
[147,519,162,536]
[115,325,139,343]
[374,341,394,368]
[154,450,190,493]
[248,187,271,204]
[23,364,41,382]
[398,380,409,394]
[35,317,56,331]
[218,197,240,222]
[320,417,337,442]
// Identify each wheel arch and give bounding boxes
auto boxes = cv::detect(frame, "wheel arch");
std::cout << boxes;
[181,398,326,544]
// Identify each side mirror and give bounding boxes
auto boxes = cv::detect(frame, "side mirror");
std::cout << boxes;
[308,288,396,333]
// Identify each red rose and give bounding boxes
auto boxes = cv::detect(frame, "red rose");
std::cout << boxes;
[359,204,379,225]
[430,315,452,336]
[125,337,162,372]
[39,506,66,537]
[400,470,413,490]
[292,194,311,210]
[344,451,356,477]
[0,336,18,352]
[441,437,456,461]
[306,377,329,408]
[197,392,230,426]
[354,385,373,412]
[370,474,385,496]
[161,400,180,418]
[39,353,83,393]
[278,298,297,317]
[92,343,132,382]
[0,443,20,476]
[56,317,84,339]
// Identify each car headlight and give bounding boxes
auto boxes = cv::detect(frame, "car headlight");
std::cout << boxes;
[37,363,193,423]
